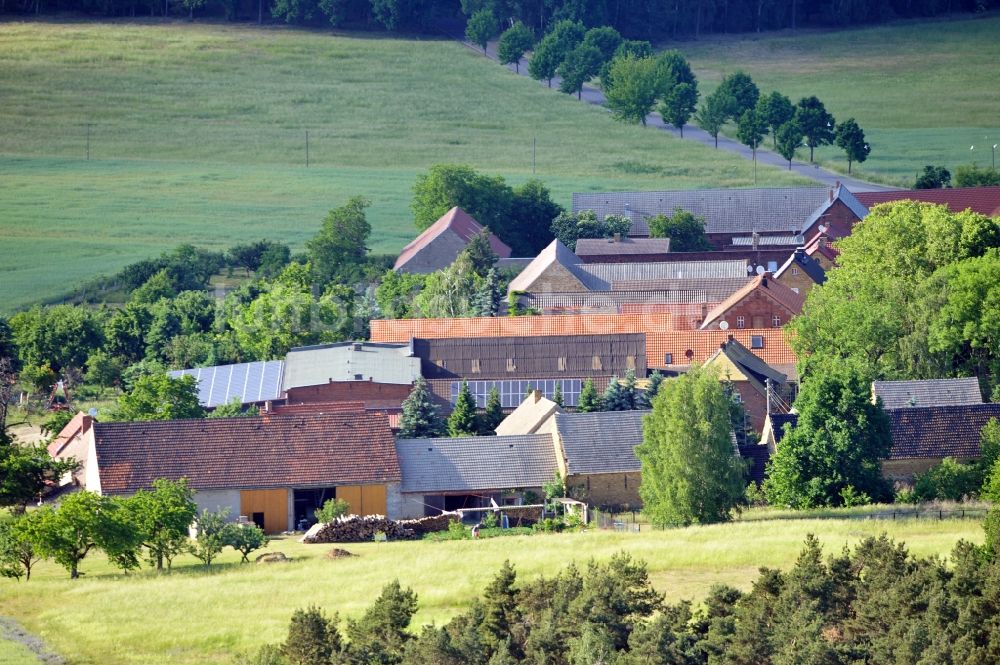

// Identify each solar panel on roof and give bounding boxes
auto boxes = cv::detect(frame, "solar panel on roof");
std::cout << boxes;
[168,360,285,408]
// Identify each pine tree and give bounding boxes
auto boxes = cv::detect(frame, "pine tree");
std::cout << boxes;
[473,268,503,317]
[602,375,636,411]
[552,381,564,407]
[448,381,479,438]
[399,377,445,439]
[622,368,638,409]
[638,370,664,408]
[480,560,521,652]
[479,386,504,435]
[578,379,602,413]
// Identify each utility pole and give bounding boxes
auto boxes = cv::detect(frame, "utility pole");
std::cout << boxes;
[86,123,91,161]
[305,131,309,168]
[532,136,536,174]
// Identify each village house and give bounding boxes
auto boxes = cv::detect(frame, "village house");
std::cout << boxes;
[872,377,983,409]
[884,403,1000,482]
[393,206,512,274]
[411,333,646,409]
[855,185,1000,217]
[574,236,671,263]
[702,336,793,433]
[698,273,805,331]
[62,410,402,533]
[571,184,868,250]
[773,247,827,295]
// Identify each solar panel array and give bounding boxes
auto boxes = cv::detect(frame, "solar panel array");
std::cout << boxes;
[169,361,285,408]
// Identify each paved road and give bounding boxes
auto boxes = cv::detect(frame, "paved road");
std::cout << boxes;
[461,38,896,193]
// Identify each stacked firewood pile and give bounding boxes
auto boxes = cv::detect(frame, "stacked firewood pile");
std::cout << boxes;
[302,513,455,544]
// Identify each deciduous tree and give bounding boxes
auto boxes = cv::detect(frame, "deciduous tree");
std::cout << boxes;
[112,373,205,422]
[834,117,870,174]
[465,9,497,54]
[307,196,371,288]
[603,54,659,126]
[694,89,734,148]
[647,208,712,251]
[497,21,533,72]
[756,91,795,148]
[636,366,746,526]
[124,478,198,570]
[716,70,759,120]
[775,119,804,169]
[659,81,698,137]
[557,44,602,99]
[795,96,835,163]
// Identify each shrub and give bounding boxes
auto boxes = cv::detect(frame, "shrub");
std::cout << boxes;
[282,606,343,665]
[913,457,982,501]
[226,523,269,563]
[314,499,350,524]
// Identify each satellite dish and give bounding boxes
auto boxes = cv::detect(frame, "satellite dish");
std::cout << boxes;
[747,264,755,274]
[88,408,98,417]
[818,224,827,234]
[719,320,730,331]
[756,265,766,275]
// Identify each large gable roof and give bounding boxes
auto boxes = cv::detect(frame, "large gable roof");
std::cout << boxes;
[873,378,983,410]
[394,207,512,271]
[774,248,827,285]
[647,329,797,368]
[888,404,1000,459]
[555,410,648,475]
[522,279,750,312]
[507,239,585,293]
[396,434,558,493]
[413,333,646,379]
[574,259,749,290]
[855,186,1000,217]
[282,342,419,390]
[707,337,787,389]
[93,411,400,495]
[572,187,834,236]
[169,360,285,408]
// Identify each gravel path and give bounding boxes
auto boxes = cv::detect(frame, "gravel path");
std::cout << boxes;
[0,617,67,665]
[460,36,897,193]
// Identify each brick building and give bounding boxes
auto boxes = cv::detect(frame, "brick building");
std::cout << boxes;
[703,336,793,433]
[699,274,805,331]
[394,206,512,274]
[774,248,827,296]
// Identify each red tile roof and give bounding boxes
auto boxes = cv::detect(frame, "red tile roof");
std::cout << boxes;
[700,275,805,330]
[48,412,94,458]
[393,207,512,271]
[887,404,1000,459]
[855,187,1000,217]
[93,412,400,495]
[804,231,839,262]
[647,329,796,367]
[371,312,676,342]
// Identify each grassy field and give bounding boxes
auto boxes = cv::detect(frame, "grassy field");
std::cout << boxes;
[0,515,984,665]
[0,20,811,314]
[684,13,1000,185]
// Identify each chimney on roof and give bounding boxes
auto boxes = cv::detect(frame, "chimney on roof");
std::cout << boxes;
[533,389,542,403]
[728,334,735,342]
[762,273,769,287]
[352,342,363,351]
[794,247,805,259]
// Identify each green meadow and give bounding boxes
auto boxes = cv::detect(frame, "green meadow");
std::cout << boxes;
[0,20,810,313]
[684,14,1000,184]
[0,515,984,664]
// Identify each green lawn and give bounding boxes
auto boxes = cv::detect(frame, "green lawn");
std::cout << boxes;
[684,14,1000,185]
[0,515,983,665]
[0,20,810,314]
[0,638,42,665]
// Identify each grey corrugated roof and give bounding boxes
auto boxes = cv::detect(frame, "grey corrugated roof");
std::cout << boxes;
[521,280,747,311]
[575,237,671,256]
[555,410,649,475]
[573,259,748,290]
[282,342,420,391]
[169,361,284,408]
[396,434,558,493]
[572,187,832,236]
[874,378,983,410]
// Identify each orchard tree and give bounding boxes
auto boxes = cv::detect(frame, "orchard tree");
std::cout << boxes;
[0,443,77,510]
[192,508,231,566]
[775,120,804,170]
[497,22,533,72]
[112,374,205,422]
[0,515,43,581]
[125,478,198,570]
[603,54,660,126]
[27,492,141,578]
[834,118,870,174]
[765,362,892,508]
[226,523,269,563]
[636,366,746,526]
[465,9,497,54]
[695,89,734,148]
[795,96,835,163]
[399,378,445,438]
[558,44,603,99]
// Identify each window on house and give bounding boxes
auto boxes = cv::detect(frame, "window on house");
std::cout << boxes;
[434,359,446,369]
[557,357,567,371]
[751,335,765,349]
[772,315,781,327]
[592,355,602,371]
[471,359,481,374]
[791,266,799,276]
[736,316,745,329]
[506,358,516,372]
[664,353,673,365]
[732,391,743,403]
[767,261,778,272]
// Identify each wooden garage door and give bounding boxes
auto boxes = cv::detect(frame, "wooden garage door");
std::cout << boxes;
[240,489,289,534]
[337,485,387,516]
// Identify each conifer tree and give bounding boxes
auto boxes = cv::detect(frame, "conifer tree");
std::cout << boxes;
[399,377,445,439]
[480,560,521,655]
[552,381,564,407]
[473,268,503,317]
[638,370,664,408]
[602,372,637,411]
[448,381,479,438]
[478,386,504,435]
[578,378,602,413]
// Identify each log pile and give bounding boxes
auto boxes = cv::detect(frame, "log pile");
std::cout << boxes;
[302,513,456,544]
